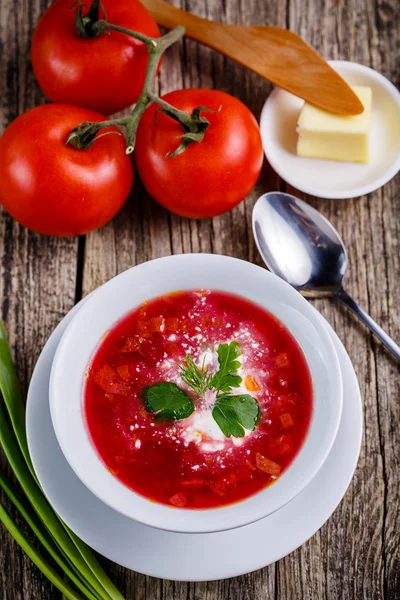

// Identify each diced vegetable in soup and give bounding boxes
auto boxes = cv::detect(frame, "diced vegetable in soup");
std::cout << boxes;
[84,290,312,509]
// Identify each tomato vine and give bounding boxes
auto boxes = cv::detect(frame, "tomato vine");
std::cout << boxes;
[67,0,211,157]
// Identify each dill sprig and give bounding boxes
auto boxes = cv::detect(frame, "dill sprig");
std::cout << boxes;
[179,354,211,396]
[180,342,242,397]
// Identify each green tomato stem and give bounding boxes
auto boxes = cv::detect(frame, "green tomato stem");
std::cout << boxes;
[69,5,210,155]
[87,0,104,23]
[90,20,159,52]
[123,26,186,153]
[67,22,187,152]
[148,94,194,127]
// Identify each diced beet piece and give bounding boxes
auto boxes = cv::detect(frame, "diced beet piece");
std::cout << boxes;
[94,364,130,395]
[205,479,228,496]
[117,365,132,382]
[279,412,294,430]
[165,317,179,332]
[148,317,165,333]
[280,392,298,405]
[169,493,187,508]
[275,353,290,368]
[120,337,141,353]
[256,453,281,476]
[137,321,149,333]
[139,332,152,339]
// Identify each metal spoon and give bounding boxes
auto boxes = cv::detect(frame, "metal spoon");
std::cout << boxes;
[252,191,400,361]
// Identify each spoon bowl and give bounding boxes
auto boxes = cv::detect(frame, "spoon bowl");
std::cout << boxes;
[253,192,347,296]
[253,192,400,361]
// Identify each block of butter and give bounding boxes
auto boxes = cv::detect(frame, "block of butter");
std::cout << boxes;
[296,86,372,163]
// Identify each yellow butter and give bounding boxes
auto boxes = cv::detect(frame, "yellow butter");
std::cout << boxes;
[296,86,372,163]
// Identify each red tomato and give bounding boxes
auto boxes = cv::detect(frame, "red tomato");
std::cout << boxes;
[134,89,263,218]
[31,0,160,115]
[0,104,133,237]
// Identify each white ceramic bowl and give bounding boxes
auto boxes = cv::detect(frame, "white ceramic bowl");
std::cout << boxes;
[50,254,343,534]
[260,60,400,199]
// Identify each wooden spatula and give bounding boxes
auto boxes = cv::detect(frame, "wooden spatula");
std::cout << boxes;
[141,0,363,115]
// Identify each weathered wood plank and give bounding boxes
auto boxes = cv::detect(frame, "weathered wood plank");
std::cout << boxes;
[0,1,78,598]
[280,0,400,598]
[368,2,400,597]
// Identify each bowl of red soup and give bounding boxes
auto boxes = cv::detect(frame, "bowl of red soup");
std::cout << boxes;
[50,254,342,533]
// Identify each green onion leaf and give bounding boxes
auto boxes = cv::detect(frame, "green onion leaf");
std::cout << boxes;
[0,502,85,600]
[0,402,111,599]
[0,322,34,475]
[0,322,125,600]
[0,474,100,600]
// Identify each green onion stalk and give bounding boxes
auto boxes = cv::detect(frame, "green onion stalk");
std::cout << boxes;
[0,321,125,599]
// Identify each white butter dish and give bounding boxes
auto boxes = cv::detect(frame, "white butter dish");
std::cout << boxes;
[260,61,400,199]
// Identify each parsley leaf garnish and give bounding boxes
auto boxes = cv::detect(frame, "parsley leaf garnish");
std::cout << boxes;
[142,341,260,439]
[210,341,242,394]
[212,394,260,438]
[142,382,195,420]
[179,354,211,395]
[179,341,242,397]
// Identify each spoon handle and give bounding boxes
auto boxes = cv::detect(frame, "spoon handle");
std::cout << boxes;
[335,287,400,361]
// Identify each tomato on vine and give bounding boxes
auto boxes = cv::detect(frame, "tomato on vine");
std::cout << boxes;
[31,0,160,115]
[1,4,264,237]
[0,104,133,236]
[134,89,264,218]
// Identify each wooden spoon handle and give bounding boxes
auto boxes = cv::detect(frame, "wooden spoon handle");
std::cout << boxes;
[141,0,225,47]
[140,0,364,115]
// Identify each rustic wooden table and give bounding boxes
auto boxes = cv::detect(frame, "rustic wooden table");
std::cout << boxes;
[1,0,399,598]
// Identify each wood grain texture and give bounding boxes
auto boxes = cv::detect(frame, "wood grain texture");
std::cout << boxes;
[0,0,399,599]
[0,1,77,599]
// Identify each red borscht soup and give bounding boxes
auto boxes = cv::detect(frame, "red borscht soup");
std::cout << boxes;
[84,290,313,509]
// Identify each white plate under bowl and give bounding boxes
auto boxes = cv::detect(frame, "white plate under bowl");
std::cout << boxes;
[49,254,342,534]
[26,298,362,581]
[260,60,400,199]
